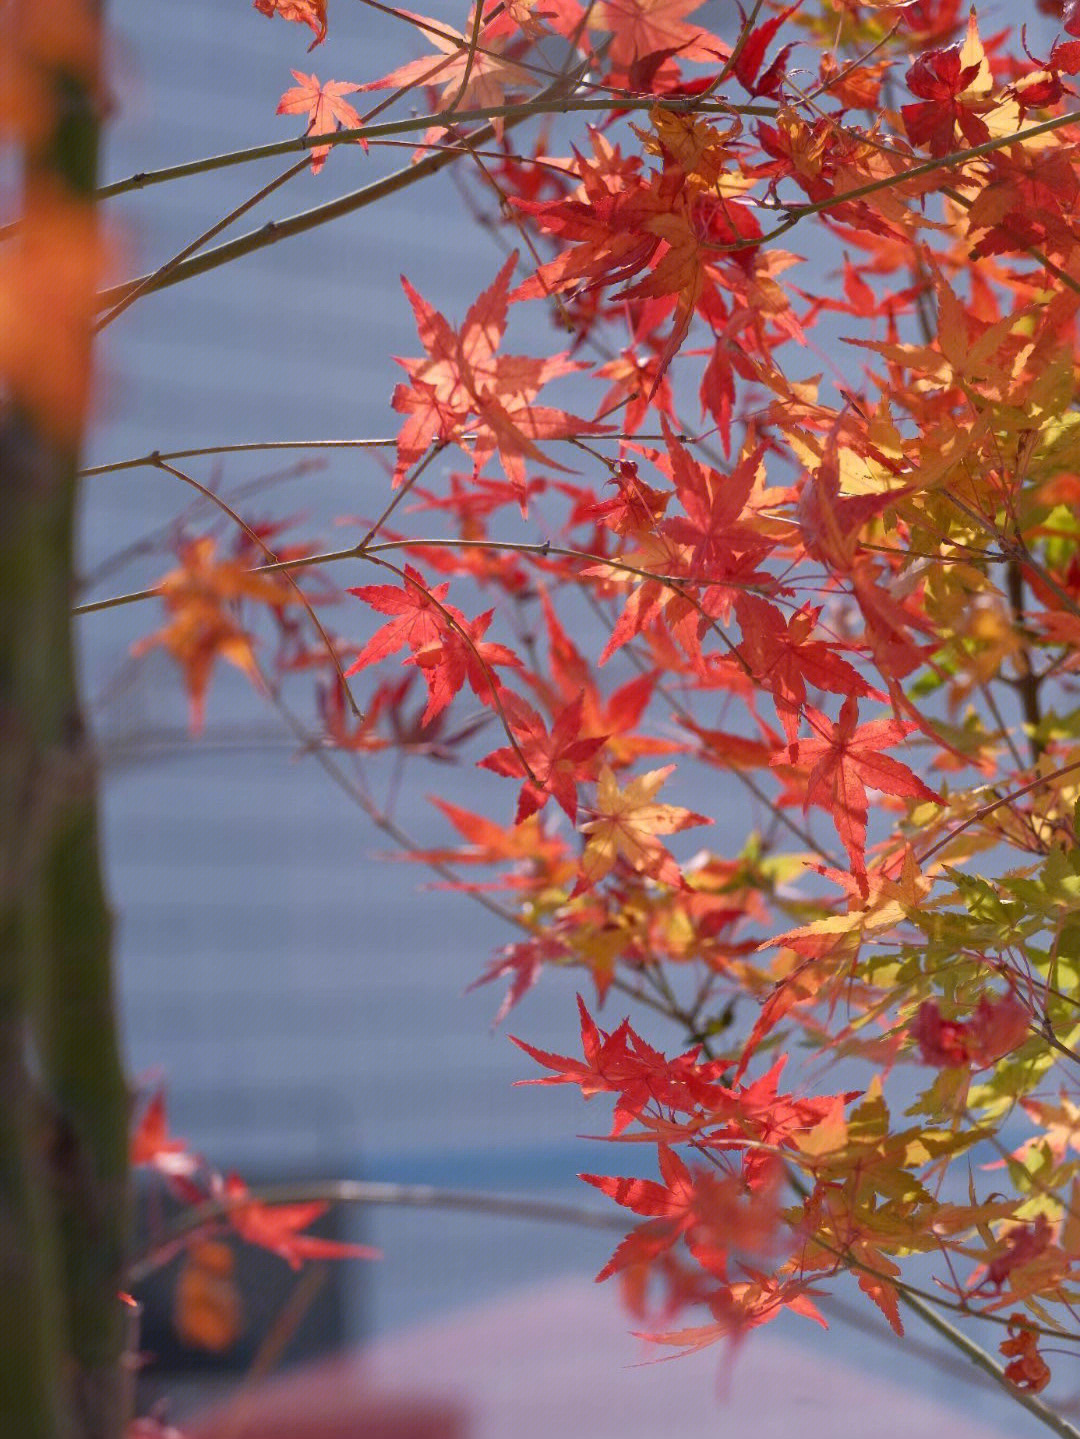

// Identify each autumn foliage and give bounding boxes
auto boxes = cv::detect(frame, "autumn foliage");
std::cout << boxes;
[16,0,1080,1430]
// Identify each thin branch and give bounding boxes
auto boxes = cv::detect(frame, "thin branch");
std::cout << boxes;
[124,1178,629,1286]
[357,438,447,551]
[898,1289,1080,1439]
[254,663,527,931]
[446,0,487,120]
[94,158,310,330]
[74,534,771,616]
[918,758,1080,866]
[95,94,772,202]
[78,432,681,480]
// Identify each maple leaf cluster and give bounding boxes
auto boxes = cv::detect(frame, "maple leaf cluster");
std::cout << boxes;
[114,0,1080,1412]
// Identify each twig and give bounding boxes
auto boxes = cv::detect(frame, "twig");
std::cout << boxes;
[125,1178,629,1286]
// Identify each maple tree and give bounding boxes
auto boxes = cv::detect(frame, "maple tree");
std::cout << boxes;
[10,0,1080,1435]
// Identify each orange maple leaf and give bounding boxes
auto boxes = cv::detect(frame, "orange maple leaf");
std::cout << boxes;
[133,537,299,735]
[0,185,111,442]
[579,763,709,888]
[253,0,327,49]
[277,70,364,173]
[588,0,726,74]
[173,1241,243,1353]
[412,797,571,874]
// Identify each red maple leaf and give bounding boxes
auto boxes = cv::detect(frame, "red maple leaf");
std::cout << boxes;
[795,434,911,571]
[659,422,772,591]
[512,994,726,1135]
[407,607,520,722]
[345,565,451,674]
[732,3,799,99]
[512,995,677,1134]
[1000,1314,1052,1394]
[582,1144,700,1276]
[774,696,941,892]
[534,591,680,768]
[468,934,571,1026]
[253,0,327,49]
[347,567,518,719]
[735,593,884,749]
[901,41,989,156]
[479,690,607,822]
[277,71,364,173]
[130,1090,200,1188]
[583,1149,780,1286]
[911,992,1030,1070]
[584,458,672,538]
[511,139,733,392]
[221,1175,379,1269]
[393,252,605,509]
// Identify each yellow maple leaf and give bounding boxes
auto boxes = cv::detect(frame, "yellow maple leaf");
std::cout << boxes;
[579,764,709,888]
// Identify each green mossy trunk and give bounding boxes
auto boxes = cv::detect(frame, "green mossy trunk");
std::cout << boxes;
[0,8,131,1437]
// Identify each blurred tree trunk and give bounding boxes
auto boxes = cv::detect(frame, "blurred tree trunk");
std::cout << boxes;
[0,6,130,1437]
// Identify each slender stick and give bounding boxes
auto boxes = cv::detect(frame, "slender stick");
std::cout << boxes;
[896,1288,1080,1439]
[95,94,774,201]
[95,158,310,330]
[79,431,677,480]
[125,1177,630,1285]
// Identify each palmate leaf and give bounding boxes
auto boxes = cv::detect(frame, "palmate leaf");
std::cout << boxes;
[220,1176,379,1270]
[356,5,539,124]
[392,252,607,509]
[479,690,607,822]
[774,697,942,893]
[276,71,364,173]
[578,764,710,889]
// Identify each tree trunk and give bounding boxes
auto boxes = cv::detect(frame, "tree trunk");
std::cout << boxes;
[0,7,130,1437]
